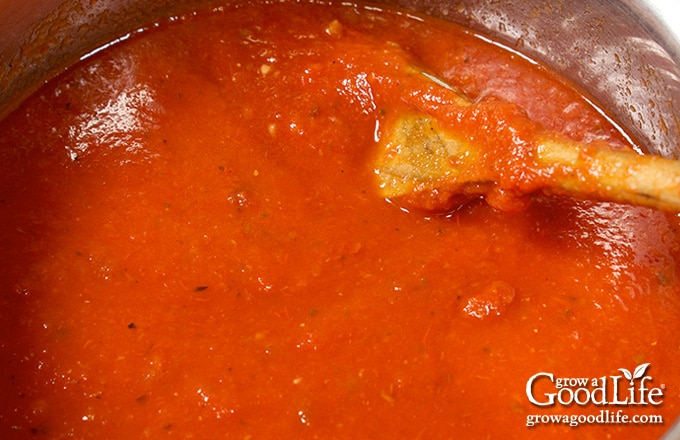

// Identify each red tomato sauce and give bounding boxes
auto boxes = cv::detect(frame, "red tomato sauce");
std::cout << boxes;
[0,1,679,438]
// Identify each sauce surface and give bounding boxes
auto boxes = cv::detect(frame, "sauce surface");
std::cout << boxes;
[1,1,679,438]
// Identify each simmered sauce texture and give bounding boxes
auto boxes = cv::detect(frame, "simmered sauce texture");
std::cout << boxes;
[0,1,679,438]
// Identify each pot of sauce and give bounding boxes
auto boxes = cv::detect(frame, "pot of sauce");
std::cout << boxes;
[1,0,680,438]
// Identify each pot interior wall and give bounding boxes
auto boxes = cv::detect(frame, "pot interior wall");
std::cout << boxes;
[2,0,680,157]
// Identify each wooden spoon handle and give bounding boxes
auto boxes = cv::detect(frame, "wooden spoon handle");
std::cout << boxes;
[537,137,680,211]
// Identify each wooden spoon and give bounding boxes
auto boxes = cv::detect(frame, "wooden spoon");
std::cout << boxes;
[374,69,680,212]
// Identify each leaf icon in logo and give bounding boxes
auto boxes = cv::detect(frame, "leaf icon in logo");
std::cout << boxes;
[618,368,633,381]
[633,363,651,380]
